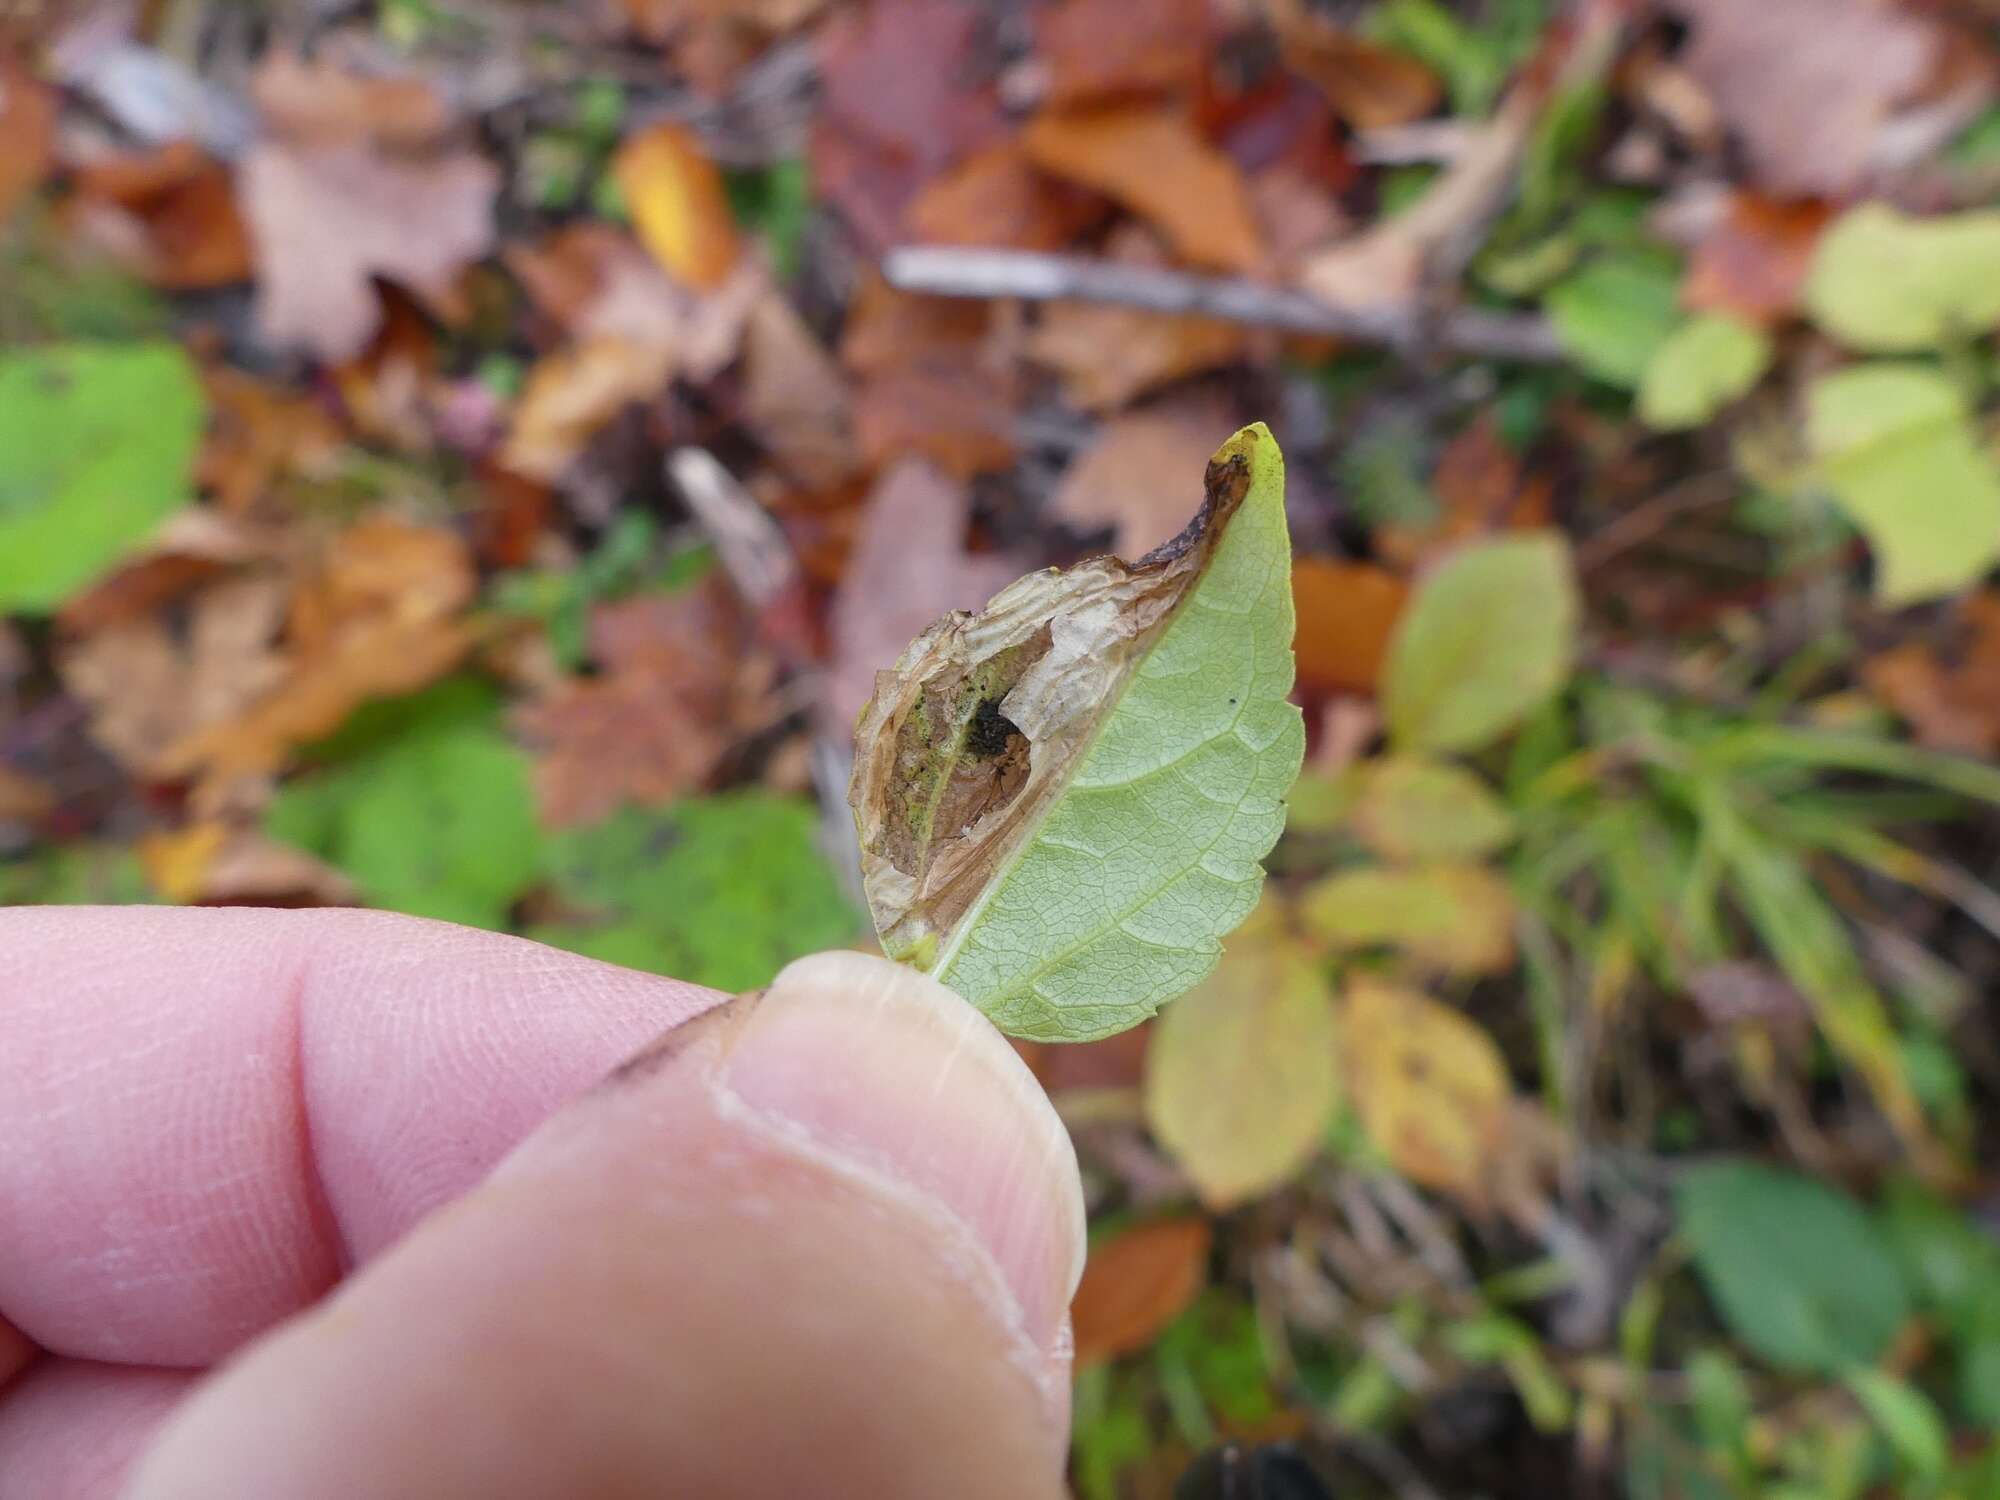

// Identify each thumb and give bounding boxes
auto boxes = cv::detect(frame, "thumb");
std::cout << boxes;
[123,952,1085,1500]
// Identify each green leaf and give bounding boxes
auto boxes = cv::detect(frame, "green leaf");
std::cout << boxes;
[533,793,858,993]
[1805,204,2000,352]
[1843,1369,1950,1479]
[1143,907,1338,1207]
[1638,314,1773,430]
[1676,1161,1910,1376]
[266,686,543,930]
[1384,533,1579,753]
[1806,363,2000,606]
[0,342,204,612]
[1297,862,1515,973]
[1346,755,1515,862]
[1545,252,1682,387]
[850,424,1304,1041]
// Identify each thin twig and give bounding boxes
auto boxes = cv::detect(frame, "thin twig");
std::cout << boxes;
[880,245,1567,364]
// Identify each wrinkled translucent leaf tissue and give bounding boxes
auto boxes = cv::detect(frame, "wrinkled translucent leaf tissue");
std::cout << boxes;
[849,423,1305,1042]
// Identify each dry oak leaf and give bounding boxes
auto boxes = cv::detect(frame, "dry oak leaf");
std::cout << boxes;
[67,141,252,289]
[1024,103,1265,274]
[1291,558,1407,696]
[59,575,291,779]
[1050,393,1241,556]
[1070,1216,1211,1367]
[1663,0,1941,198]
[242,140,497,362]
[160,519,480,781]
[514,581,774,828]
[612,122,740,292]
[1341,976,1512,1204]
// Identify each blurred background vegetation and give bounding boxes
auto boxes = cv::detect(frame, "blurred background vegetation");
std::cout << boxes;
[3,0,2000,1495]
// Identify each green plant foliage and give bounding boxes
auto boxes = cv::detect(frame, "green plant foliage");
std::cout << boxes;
[533,793,858,993]
[1384,533,1579,752]
[0,843,149,905]
[265,681,543,930]
[1544,251,1682,387]
[1806,204,2000,352]
[1676,1161,1910,1376]
[1638,314,1773,430]
[1806,363,2000,606]
[0,342,204,612]
[886,425,1304,1042]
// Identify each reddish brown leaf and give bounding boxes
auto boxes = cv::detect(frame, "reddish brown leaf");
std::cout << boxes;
[1375,415,1552,571]
[854,364,1017,480]
[839,276,993,375]
[1070,1217,1211,1367]
[1024,103,1265,273]
[1292,559,1407,696]
[1037,0,1211,106]
[0,49,57,223]
[1865,593,2000,755]
[197,367,344,515]
[812,0,1008,251]
[1681,193,1835,326]
[740,292,862,490]
[67,141,252,289]
[1664,0,1942,197]
[1273,4,1443,130]
[515,582,775,828]
[251,49,453,149]
[905,141,1105,252]
[1049,392,1240,556]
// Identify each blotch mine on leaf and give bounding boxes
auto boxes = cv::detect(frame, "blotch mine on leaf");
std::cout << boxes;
[848,422,1304,1041]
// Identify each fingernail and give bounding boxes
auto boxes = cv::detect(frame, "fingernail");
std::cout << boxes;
[711,951,1086,1365]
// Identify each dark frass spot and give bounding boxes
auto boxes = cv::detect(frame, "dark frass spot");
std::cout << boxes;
[966,695,1021,758]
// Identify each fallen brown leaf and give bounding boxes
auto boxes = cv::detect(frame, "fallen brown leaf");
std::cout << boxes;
[1272,0,1443,130]
[198,366,344,514]
[613,123,740,292]
[1024,103,1265,274]
[1292,559,1408,696]
[1865,593,2000,755]
[501,338,677,484]
[65,140,251,289]
[514,581,775,827]
[1681,192,1835,326]
[251,48,452,149]
[1037,0,1210,106]
[1070,1216,1211,1366]
[905,141,1105,252]
[0,49,54,223]
[1664,0,1941,197]
[740,291,862,490]
[824,457,1018,734]
[141,819,358,906]
[839,275,993,375]
[854,364,1017,480]
[1049,392,1240,555]
[1374,413,1552,571]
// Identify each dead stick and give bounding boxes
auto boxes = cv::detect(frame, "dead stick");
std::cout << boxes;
[880,245,1566,364]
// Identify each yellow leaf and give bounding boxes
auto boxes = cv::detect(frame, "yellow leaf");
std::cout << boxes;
[1298,861,1515,973]
[612,124,739,291]
[139,821,229,903]
[1145,911,1338,1207]
[1342,976,1510,1202]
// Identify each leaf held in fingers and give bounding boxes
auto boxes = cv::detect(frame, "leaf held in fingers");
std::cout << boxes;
[848,424,1305,1041]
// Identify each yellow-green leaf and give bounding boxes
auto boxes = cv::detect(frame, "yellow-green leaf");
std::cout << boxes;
[850,424,1305,1041]
[1806,204,2000,352]
[1144,905,1338,1207]
[1341,976,1511,1200]
[1383,533,1578,753]
[1346,756,1515,863]
[1806,364,2000,607]
[1637,313,1772,431]
[1298,861,1515,974]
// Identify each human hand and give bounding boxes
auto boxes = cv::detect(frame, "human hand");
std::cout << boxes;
[0,907,1084,1499]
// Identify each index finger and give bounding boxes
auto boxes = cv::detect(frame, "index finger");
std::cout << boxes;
[0,906,719,1368]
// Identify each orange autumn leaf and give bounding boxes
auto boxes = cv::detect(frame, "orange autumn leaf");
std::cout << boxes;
[613,123,740,291]
[1024,103,1265,274]
[1864,593,2000,756]
[1071,1217,1212,1366]
[905,142,1103,252]
[1292,559,1408,695]
[1273,5,1442,130]
[69,142,253,289]
[1038,0,1210,105]
[1682,192,1835,326]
